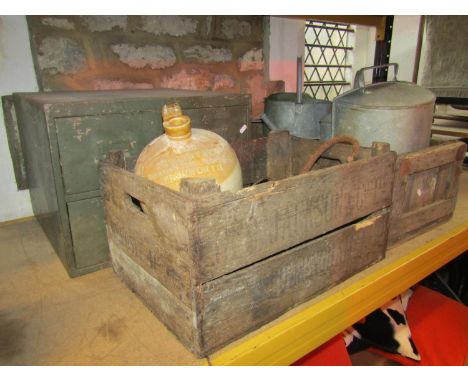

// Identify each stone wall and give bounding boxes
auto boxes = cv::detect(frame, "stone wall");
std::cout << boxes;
[27,16,284,117]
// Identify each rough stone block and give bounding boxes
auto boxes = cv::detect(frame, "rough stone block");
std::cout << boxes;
[41,17,75,30]
[81,16,128,32]
[212,74,237,91]
[140,16,198,37]
[111,44,176,69]
[38,36,86,74]
[214,16,263,42]
[183,45,232,63]
[238,48,263,72]
[219,18,252,40]
[161,69,213,91]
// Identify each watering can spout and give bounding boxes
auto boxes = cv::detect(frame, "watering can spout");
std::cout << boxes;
[261,113,278,131]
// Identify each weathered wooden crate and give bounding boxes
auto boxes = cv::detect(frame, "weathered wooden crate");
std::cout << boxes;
[100,131,396,357]
[388,140,467,246]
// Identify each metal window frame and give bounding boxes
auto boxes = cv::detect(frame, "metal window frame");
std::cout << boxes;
[304,19,354,100]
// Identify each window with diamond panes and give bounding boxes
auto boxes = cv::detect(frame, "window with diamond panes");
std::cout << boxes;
[304,20,355,100]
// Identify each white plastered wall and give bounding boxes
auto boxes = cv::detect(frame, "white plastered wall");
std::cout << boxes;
[268,17,305,92]
[0,15,38,222]
[389,16,421,82]
[349,25,377,87]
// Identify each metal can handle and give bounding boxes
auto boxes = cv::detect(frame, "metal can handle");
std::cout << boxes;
[353,63,399,89]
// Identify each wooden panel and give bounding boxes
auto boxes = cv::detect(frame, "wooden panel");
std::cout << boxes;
[433,162,457,201]
[101,161,194,306]
[403,167,439,212]
[193,152,396,283]
[397,141,466,177]
[110,241,198,354]
[207,220,468,366]
[388,198,455,246]
[389,140,466,246]
[68,197,110,269]
[231,137,268,186]
[266,130,292,180]
[199,210,389,355]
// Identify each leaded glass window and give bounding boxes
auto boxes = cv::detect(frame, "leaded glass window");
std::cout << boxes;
[304,20,355,100]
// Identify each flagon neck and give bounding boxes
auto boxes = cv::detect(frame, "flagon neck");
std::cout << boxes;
[163,115,192,140]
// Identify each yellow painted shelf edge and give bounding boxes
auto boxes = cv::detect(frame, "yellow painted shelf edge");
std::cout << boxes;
[205,221,468,366]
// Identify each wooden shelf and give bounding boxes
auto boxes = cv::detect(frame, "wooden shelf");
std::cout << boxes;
[204,170,468,366]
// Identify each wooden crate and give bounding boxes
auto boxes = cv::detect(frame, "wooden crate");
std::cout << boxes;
[100,131,396,357]
[388,140,467,246]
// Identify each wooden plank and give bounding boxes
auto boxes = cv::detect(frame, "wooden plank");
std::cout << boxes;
[447,160,464,199]
[397,141,466,177]
[180,178,220,195]
[231,137,268,186]
[101,162,195,306]
[105,211,194,307]
[109,241,199,355]
[192,152,396,283]
[433,162,455,201]
[388,198,455,246]
[403,167,439,212]
[207,221,468,366]
[199,210,389,355]
[432,127,468,139]
[311,158,341,170]
[266,130,292,180]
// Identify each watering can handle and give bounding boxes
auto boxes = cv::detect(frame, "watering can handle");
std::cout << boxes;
[301,135,360,174]
[353,63,399,89]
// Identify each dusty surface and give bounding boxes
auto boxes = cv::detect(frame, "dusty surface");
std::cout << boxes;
[0,218,200,365]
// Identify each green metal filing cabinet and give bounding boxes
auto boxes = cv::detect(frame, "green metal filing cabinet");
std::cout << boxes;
[9,90,251,277]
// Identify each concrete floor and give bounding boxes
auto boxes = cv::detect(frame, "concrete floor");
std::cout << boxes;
[0,218,199,365]
[0,217,403,366]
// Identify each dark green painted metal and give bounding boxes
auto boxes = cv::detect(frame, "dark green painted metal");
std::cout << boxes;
[67,197,110,269]
[55,111,163,195]
[13,94,69,269]
[10,89,251,277]
[2,95,29,190]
